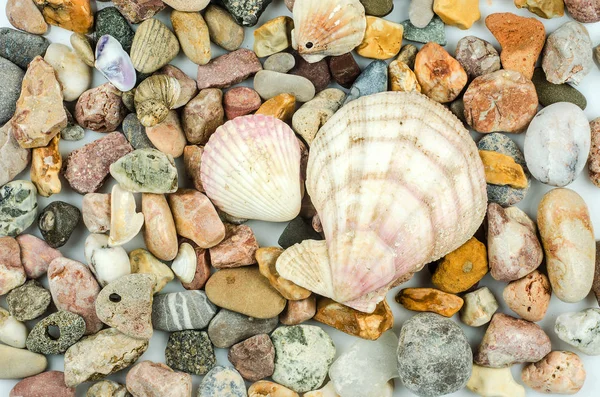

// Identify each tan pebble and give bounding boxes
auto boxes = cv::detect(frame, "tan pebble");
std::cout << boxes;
[163,0,209,12]
[204,4,244,51]
[255,93,296,121]
[30,135,61,197]
[396,288,464,317]
[0,237,25,296]
[171,10,211,65]
[304,381,342,397]
[514,0,565,19]
[142,193,179,261]
[210,224,259,269]
[82,193,111,233]
[503,270,551,322]
[253,16,294,58]
[146,110,186,158]
[588,118,600,187]
[256,247,311,300]
[414,42,467,103]
[522,351,586,394]
[129,248,174,294]
[432,237,488,294]
[6,0,48,35]
[291,88,345,145]
[467,365,525,397]
[279,295,316,325]
[537,188,595,303]
[182,88,224,145]
[356,16,403,60]
[460,287,498,327]
[70,33,94,68]
[433,0,481,29]
[183,145,204,192]
[168,188,225,249]
[388,59,421,92]
[130,18,180,74]
[248,380,299,397]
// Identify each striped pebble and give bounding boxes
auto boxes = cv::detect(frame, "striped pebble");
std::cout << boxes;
[152,290,217,332]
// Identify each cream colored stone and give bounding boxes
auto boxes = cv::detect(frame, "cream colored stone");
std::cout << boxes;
[467,365,525,397]
[44,43,92,102]
[30,134,61,197]
[129,248,174,294]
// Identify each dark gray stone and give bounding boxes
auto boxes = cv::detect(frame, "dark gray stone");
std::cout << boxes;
[207,309,278,348]
[477,133,531,207]
[165,330,215,375]
[532,67,587,110]
[95,7,135,53]
[197,366,245,397]
[278,216,323,249]
[343,60,388,105]
[122,113,154,149]
[26,311,86,354]
[0,57,24,124]
[6,280,51,321]
[221,0,273,27]
[449,98,467,125]
[152,290,217,332]
[397,313,472,397]
[61,108,85,141]
[0,28,50,69]
[0,180,38,237]
[38,201,81,248]
[401,16,447,46]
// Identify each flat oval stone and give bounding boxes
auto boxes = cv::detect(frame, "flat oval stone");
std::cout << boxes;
[0,180,37,237]
[26,311,86,354]
[555,308,600,355]
[208,309,279,348]
[95,7,135,53]
[110,148,178,194]
[126,361,192,397]
[0,236,25,296]
[271,325,336,393]
[165,330,215,375]
[0,344,46,379]
[6,280,51,321]
[205,267,287,319]
[228,334,275,381]
[9,371,74,397]
[361,0,394,16]
[398,313,472,396]
[542,21,592,85]
[130,18,180,74]
[264,53,295,73]
[152,290,217,332]
[343,60,388,105]
[182,88,224,145]
[503,270,551,322]
[204,4,244,51]
[224,87,262,120]
[522,351,586,394]
[532,67,586,110]
[6,0,48,35]
[64,328,149,387]
[0,28,50,69]
[38,201,81,248]
[254,70,315,103]
[0,57,24,125]
[198,366,246,397]
[171,10,211,66]
[44,43,92,102]
[142,193,179,261]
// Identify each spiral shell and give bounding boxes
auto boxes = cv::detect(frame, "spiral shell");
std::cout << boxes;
[134,75,181,127]
[276,91,487,312]
[292,0,367,63]
[200,114,303,222]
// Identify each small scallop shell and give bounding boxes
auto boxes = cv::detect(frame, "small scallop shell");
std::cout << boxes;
[292,0,367,63]
[201,114,303,222]
[171,242,197,283]
[108,184,144,247]
[134,75,181,127]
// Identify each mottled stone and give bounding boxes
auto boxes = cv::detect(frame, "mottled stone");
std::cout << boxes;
[165,330,215,375]
[228,334,275,381]
[112,0,165,24]
[327,53,361,89]
[38,201,80,248]
[6,280,50,321]
[460,287,498,327]
[249,381,299,397]
[0,180,37,237]
[221,0,272,27]
[10,371,74,397]
[197,366,246,397]
[82,193,111,233]
[44,43,92,102]
[75,83,127,133]
[208,309,278,348]
[224,87,262,120]
[95,7,135,53]
[48,257,102,335]
[122,113,154,150]
[0,28,49,69]
[466,365,525,397]
[85,233,132,286]
[522,351,586,394]
[0,57,24,125]
[0,123,29,191]
[64,328,149,387]
[397,313,472,396]
[253,16,293,58]
[415,42,467,103]
[432,237,488,294]
[271,325,336,393]
[503,270,551,322]
[30,134,61,197]
[0,344,46,379]
[210,224,259,268]
[86,380,129,397]
[152,290,217,332]
[254,70,315,102]
[110,148,178,194]
[343,60,387,105]
[126,361,192,397]
[0,237,25,296]
[204,4,244,51]
[396,288,464,318]
[182,89,224,145]
[6,0,48,35]
[361,0,394,16]
[315,298,393,340]
[543,21,592,85]
[532,67,587,110]
[475,313,551,367]
[564,0,600,22]
[388,58,421,93]
[555,308,600,355]
[33,0,93,33]
[197,49,262,89]
[15,234,60,279]
[26,311,85,354]
[142,193,178,261]
[280,296,316,325]
[255,93,296,121]
[400,16,447,46]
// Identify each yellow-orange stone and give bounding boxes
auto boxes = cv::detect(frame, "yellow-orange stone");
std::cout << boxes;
[433,0,481,29]
[255,93,296,121]
[313,298,393,340]
[256,247,311,301]
[389,59,421,92]
[356,16,403,60]
[30,134,61,197]
[33,0,94,34]
[479,150,528,189]
[395,288,464,317]
[432,236,488,294]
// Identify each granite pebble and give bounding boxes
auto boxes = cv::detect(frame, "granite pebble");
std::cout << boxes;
[26,311,86,354]
[166,330,215,375]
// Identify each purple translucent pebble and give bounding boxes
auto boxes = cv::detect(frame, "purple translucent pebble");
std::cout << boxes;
[95,35,136,92]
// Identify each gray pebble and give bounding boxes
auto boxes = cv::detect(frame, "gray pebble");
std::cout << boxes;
[343,60,388,105]
[401,16,447,46]
[94,7,135,53]
[0,28,50,69]
[221,0,272,27]
[264,53,295,73]
[152,290,217,332]
[0,57,24,125]
[397,313,472,397]
[208,309,278,348]
[542,21,593,85]
[61,108,85,141]
[531,67,587,110]
[38,201,81,248]
[197,366,246,397]
[555,308,600,355]
[6,280,51,321]
[449,98,467,125]
[0,180,38,237]
[122,113,154,150]
[26,311,86,354]
[254,70,316,102]
[166,330,215,375]
[477,133,530,206]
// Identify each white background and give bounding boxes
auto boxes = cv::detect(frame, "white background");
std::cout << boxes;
[2,0,600,396]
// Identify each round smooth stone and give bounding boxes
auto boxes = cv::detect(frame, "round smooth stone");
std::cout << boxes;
[253,70,316,103]
[264,53,295,73]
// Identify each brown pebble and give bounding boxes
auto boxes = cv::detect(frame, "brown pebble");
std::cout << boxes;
[6,0,48,35]
[180,239,211,290]
[256,247,311,301]
[588,118,600,188]
[290,52,331,93]
[224,87,262,120]
[146,110,187,158]
[183,88,225,145]
[279,295,316,325]
[75,83,127,133]
[327,53,361,88]
[228,334,275,381]
[183,145,205,192]
[142,193,179,262]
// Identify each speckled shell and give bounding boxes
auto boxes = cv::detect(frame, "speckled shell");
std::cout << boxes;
[134,75,181,127]
[292,0,367,63]
[276,92,487,312]
[200,115,302,222]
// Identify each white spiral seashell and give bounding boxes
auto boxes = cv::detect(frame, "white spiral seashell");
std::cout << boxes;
[200,115,303,222]
[277,91,488,312]
[292,0,367,63]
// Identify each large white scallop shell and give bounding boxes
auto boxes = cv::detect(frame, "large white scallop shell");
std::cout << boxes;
[276,91,487,312]
[200,114,303,222]
[292,0,367,63]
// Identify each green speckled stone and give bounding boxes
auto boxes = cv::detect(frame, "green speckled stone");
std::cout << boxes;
[109,148,178,193]
[6,280,51,321]
[95,7,135,53]
[26,311,86,354]
[271,325,336,393]
[532,67,587,110]
[0,180,38,237]
[165,330,215,376]
[401,16,447,46]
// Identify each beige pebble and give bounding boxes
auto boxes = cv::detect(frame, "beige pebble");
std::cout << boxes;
[6,0,48,35]
[183,88,224,145]
[254,16,294,58]
[204,4,244,51]
[70,33,95,67]
[0,344,47,379]
[129,248,174,294]
[171,10,211,65]
[146,110,187,158]
[522,351,586,394]
[503,270,551,322]
[256,247,311,300]
[183,145,204,192]
[44,43,92,102]
[248,380,299,397]
[142,193,179,261]
[356,16,403,60]
[460,287,498,327]
[467,365,525,397]
[291,89,345,145]
[82,193,111,233]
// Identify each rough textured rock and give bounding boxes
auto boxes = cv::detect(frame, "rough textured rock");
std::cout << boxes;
[503,270,551,322]
[396,287,464,318]
[126,361,192,397]
[0,237,25,296]
[0,181,37,237]
[224,87,262,120]
[182,89,224,145]
[564,0,600,23]
[432,237,488,294]
[26,311,86,354]
[6,0,48,35]
[165,330,215,375]
[460,287,498,327]
[208,309,279,348]
[0,344,46,379]
[466,365,525,397]
[388,57,421,93]
[64,328,149,387]
[221,0,272,26]
[455,36,500,79]
[33,0,93,33]
[82,193,111,233]
[197,49,262,89]
[86,380,129,397]
[142,193,178,261]
[522,351,586,394]
[292,89,345,145]
[197,366,246,397]
[542,21,592,85]
[209,224,258,269]
[38,201,80,248]
[30,134,61,197]
[271,325,336,393]
[555,308,600,355]
[414,42,467,103]
[0,57,24,125]
[253,16,293,58]
[6,280,51,321]
[110,148,178,194]
[401,16,446,46]
[112,0,166,24]
[228,334,275,381]
[204,4,245,51]
[95,7,135,53]
[152,290,217,332]
[75,83,127,133]
[475,313,552,367]
[15,234,61,279]
[397,313,472,397]
[0,28,49,69]
[9,371,74,397]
